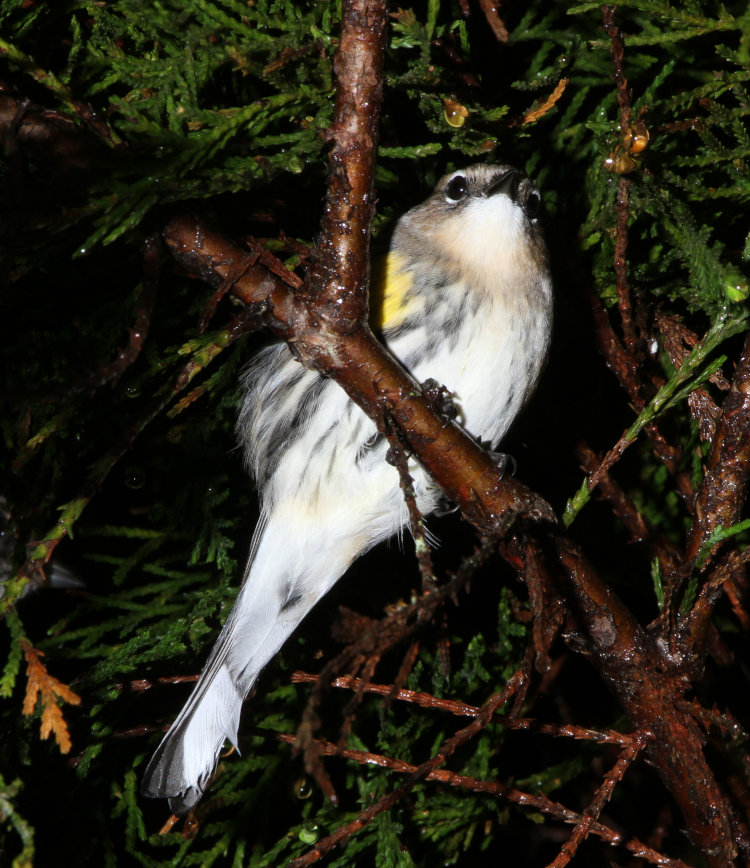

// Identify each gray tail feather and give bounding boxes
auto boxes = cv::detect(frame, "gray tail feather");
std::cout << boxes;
[141,518,270,814]
[141,654,243,815]
[141,513,345,813]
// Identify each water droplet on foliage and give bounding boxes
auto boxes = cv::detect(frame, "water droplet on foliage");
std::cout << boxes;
[299,823,319,844]
[725,281,749,303]
[125,467,146,489]
[443,97,469,128]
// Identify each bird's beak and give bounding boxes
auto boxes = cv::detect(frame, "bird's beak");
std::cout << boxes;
[486,169,523,203]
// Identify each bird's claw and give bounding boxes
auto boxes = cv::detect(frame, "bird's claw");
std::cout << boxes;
[420,378,459,425]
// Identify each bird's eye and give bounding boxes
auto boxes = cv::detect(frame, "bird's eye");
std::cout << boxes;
[445,175,468,202]
[524,190,541,219]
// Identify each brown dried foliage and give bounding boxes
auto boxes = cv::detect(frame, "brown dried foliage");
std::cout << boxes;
[21,640,81,755]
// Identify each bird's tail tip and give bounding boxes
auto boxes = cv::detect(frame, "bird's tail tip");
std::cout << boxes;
[140,663,243,813]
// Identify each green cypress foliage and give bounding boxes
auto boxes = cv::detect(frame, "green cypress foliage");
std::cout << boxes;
[1,1,749,865]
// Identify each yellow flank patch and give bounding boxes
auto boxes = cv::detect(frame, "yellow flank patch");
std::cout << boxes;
[370,252,415,330]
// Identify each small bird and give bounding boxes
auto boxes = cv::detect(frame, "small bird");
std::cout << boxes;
[142,163,553,814]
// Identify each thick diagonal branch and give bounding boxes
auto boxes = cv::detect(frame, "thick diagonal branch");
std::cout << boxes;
[164,215,554,532]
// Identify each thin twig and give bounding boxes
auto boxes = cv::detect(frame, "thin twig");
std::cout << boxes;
[588,294,695,507]
[602,6,636,351]
[293,536,501,762]
[277,728,688,868]
[382,414,437,593]
[577,442,680,576]
[287,671,526,867]
[478,0,509,41]
[291,670,635,745]
[547,731,650,867]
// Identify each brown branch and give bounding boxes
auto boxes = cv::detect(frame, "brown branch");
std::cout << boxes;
[589,294,695,506]
[657,312,728,443]
[293,536,501,758]
[291,670,636,745]
[614,175,636,347]
[282,3,388,800]
[382,413,437,593]
[602,7,631,135]
[0,91,108,173]
[125,674,200,694]
[548,732,650,867]
[684,331,750,563]
[478,0,509,42]
[683,332,750,645]
[386,638,421,709]
[553,537,644,658]
[88,233,159,389]
[684,698,750,747]
[509,535,565,673]
[277,729,688,868]
[506,716,634,748]
[554,537,742,867]
[287,671,526,867]
[334,649,381,755]
[292,670,487,718]
[163,214,554,534]
[577,442,680,576]
[602,6,637,352]
[722,559,750,633]
[301,0,384,334]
